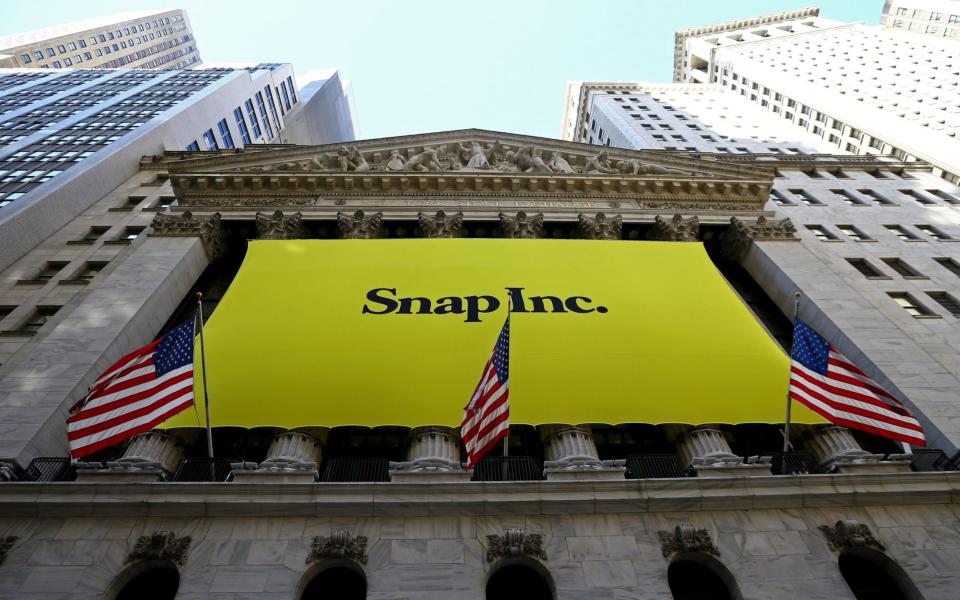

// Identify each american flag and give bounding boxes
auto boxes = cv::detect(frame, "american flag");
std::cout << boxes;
[789,319,925,446]
[67,319,196,458]
[461,315,510,469]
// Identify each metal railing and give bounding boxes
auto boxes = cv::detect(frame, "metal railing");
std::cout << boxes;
[471,456,543,482]
[624,454,686,479]
[908,448,957,472]
[22,457,76,482]
[320,457,391,483]
[768,452,824,475]
[171,457,234,482]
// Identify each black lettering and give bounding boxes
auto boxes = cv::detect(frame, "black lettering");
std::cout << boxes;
[434,296,464,315]
[506,287,527,312]
[398,297,433,314]
[362,288,399,314]
[464,295,499,322]
[529,295,567,313]
[564,296,596,313]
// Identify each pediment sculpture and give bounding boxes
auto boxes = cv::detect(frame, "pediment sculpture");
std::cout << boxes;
[245,142,684,177]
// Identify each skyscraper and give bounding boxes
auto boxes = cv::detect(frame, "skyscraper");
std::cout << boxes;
[880,0,960,39]
[0,10,200,70]
[673,7,960,183]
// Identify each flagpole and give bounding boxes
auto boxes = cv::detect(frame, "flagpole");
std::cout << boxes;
[782,291,802,454]
[503,294,511,461]
[196,292,215,481]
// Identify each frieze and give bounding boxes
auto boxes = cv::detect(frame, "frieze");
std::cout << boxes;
[658,524,719,558]
[486,528,547,563]
[0,536,15,566]
[126,531,191,566]
[819,520,886,553]
[149,211,226,259]
[307,530,368,564]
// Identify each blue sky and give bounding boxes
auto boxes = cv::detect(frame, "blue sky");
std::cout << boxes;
[2,1,881,140]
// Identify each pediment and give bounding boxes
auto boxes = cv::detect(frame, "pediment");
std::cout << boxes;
[163,129,771,182]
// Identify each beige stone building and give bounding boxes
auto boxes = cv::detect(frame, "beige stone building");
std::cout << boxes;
[0,10,200,71]
[0,130,958,598]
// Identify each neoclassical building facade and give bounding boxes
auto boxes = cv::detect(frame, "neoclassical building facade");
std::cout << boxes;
[0,130,958,599]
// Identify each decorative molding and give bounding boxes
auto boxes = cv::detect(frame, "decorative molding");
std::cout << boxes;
[647,214,699,242]
[721,215,798,260]
[819,520,885,553]
[499,211,545,239]
[486,528,547,563]
[307,530,368,565]
[337,210,385,239]
[0,536,16,566]
[658,524,720,558]
[150,211,225,259]
[255,210,306,239]
[418,211,465,238]
[126,531,191,566]
[576,213,622,240]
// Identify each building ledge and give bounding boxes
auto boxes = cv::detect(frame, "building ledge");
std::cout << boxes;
[0,471,957,517]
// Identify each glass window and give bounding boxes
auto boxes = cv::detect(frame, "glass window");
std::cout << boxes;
[20,54,31,64]
[244,99,261,139]
[888,292,935,317]
[185,141,199,152]
[833,190,866,205]
[846,258,883,278]
[837,225,872,241]
[769,190,793,206]
[34,261,68,281]
[881,258,923,277]
[806,225,838,241]
[789,189,823,205]
[18,306,60,334]
[279,81,291,111]
[858,189,896,205]
[934,257,960,277]
[217,119,235,149]
[202,129,219,151]
[255,92,274,139]
[928,292,960,318]
[56,44,66,53]
[916,224,953,240]
[233,107,251,145]
[885,225,921,241]
[286,76,297,103]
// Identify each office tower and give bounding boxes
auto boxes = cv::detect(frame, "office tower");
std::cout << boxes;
[881,0,960,38]
[0,10,200,70]
[674,7,960,183]
[0,65,356,274]
[0,125,957,598]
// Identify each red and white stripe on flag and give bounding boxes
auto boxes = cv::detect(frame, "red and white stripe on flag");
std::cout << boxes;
[789,350,925,446]
[460,316,510,469]
[67,320,196,458]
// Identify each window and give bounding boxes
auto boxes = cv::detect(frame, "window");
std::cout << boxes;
[859,190,895,205]
[244,99,261,139]
[833,190,866,205]
[16,306,61,334]
[71,226,110,244]
[928,190,960,205]
[928,292,960,317]
[216,119,234,149]
[33,261,68,282]
[20,54,31,64]
[915,224,954,240]
[0,306,13,320]
[882,258,923,277]
[110,226,145,243]
[233,107,251,145]
[846,258,884,278]
[806,225,838,241]
[934,257,960,277]
[185,141,199,152]
[790,189,822,205]
[888,292,935,317]
[117,196,145,211]
[46,48,55,57]
[901,189,937,205]
[74,261,107,281]
[769,190,793,206]
[837,225,872,241]
[885,225,921,241]
[202,129,219,151]
[279,81,291,111]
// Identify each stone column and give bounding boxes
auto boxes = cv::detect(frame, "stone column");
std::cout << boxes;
[670,426,771,477]
[76,431,184,482]
[231,430,325,483]
[541,425,625,481]
[805,425,910,474]
[390,426,470,482]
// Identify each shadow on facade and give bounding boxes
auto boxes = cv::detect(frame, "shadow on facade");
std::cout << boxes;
[838,547,924,600]
[299,559,367,600]
[486,556,555,600]
[107,559,180,600]
[667,552,743,600]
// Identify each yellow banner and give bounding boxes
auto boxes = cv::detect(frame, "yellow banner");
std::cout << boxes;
[161,239,823,429]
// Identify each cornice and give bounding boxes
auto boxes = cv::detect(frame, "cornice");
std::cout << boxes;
[0,472,956,517]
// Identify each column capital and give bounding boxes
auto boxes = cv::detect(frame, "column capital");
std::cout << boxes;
[418,211,465,238]
[721,215,798,261]
[337,210,385,239]
[576,212,622,240]
[646,214,699,242]
[150,211,226,259]
[255,210,306,239]
[498,211,545,238]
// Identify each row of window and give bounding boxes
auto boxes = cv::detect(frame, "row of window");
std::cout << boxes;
[185,83,288,151]
[0,305,60,337]
[772,187,960,208]
[14,260,107,285]
[806,223,956,242]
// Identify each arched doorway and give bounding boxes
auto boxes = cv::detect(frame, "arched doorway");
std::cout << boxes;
[486,558,554,600]
[300,562,367,600]
[838,548,924,600]
[667,554,742,600]
[111,561,180,600]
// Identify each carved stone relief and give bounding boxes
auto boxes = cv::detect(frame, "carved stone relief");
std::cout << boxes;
[126,531,191,566]
[486,528,547,563]
[307,530,368,564]
[647,214,700,242]
[576,213,622,240]
[721,215,798,261]
[658,524,720,558]
[0,536,16,566]
[150,211,226,259]
[255,210,306,240]
[418,211,464,238]
[499,211,545,239]
[337,210,385,239]
[819,520,886,553]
